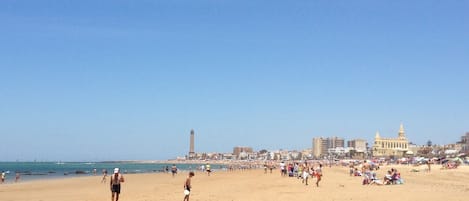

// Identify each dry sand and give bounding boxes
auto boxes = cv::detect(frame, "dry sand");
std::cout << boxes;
[1,164,468,201]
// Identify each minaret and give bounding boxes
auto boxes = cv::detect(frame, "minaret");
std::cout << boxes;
[374,131,381,146]
[398,123,406,139]
[189,129,195,159]
[375,131,381,139]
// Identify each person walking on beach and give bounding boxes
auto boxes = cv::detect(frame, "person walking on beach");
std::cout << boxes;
[268,162,273,173]
[15,172,20,182]
[101,169,108,183]
[314,163,323,187]
[171,164,178,177]
[183,172,195,201]
[1,171,5,183]
[205,164,211,176]
[279,161,286,177]
[110,168,124,201]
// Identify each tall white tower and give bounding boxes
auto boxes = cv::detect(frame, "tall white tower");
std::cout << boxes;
[189,129,195,159]
[398,123,406,140]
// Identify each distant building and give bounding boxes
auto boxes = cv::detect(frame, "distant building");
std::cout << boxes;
[347,139,367,152]
[460,132,469,154]
[327,147,350,156]
[347,139,367,158]
[312,138,326,158]
[312,136,345,158]
[233,146,253,159]
[328,136,345,149]
[372,124,409,157]
[301,149,313,160]
[407,143,419,156]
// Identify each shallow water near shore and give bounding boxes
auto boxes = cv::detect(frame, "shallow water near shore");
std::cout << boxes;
[0,162,223,182]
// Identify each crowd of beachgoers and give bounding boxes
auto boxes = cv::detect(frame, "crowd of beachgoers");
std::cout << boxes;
[182,156,468,188]
[257,160,403,187]
[348,161,404,186]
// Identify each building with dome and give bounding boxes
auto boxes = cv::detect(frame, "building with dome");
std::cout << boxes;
[372,124,409,157]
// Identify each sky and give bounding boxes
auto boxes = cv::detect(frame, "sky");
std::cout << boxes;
[0,0,468,161]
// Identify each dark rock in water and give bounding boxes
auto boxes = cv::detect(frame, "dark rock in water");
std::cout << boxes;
[25,172,48,176]
[75,170,88,174]
[48,171,56,174]
[23,172,47,176]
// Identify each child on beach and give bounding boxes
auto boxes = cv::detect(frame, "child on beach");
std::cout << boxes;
[302,164,309,185]
[15,172,20,182]
[101,169,108,183]
[349,163,354,176]
[110,168,125,201]
[368,171,384,185]
[183,172,195,201]
[314,164,323,187]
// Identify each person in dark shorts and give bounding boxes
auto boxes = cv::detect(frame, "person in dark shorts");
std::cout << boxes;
[205,164,211,176]
[110,168,125,201]
[171,164,178,177]
[183,172,195,201]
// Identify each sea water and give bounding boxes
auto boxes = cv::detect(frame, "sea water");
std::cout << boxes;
[0,162,221,183]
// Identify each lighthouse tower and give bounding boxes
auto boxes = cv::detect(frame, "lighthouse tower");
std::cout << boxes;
[189,129,195,159]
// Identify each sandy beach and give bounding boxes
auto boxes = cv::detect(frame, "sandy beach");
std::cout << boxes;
[1,164,468,201]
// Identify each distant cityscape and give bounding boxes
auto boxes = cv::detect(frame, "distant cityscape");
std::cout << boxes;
[178,124,469,161]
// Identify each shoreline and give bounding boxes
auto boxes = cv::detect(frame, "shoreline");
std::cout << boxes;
[0,161,228,184]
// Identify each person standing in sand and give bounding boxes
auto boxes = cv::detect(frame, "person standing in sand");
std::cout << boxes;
[427,160,432,172]
[110,168,124,201]
[183,172,195,201]
[15,172,20,182]
[1,171,5,183]
[172,164,178,177]
[269,162,274,173]
[101,169,108,183]
[279,161,286,177]
[302,164,309,185]
[205,164,211,176]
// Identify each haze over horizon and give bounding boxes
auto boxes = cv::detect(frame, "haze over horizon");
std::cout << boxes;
[1,0,468,161]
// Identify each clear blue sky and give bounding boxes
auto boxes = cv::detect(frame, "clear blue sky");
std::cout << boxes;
[1,0,468,161]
